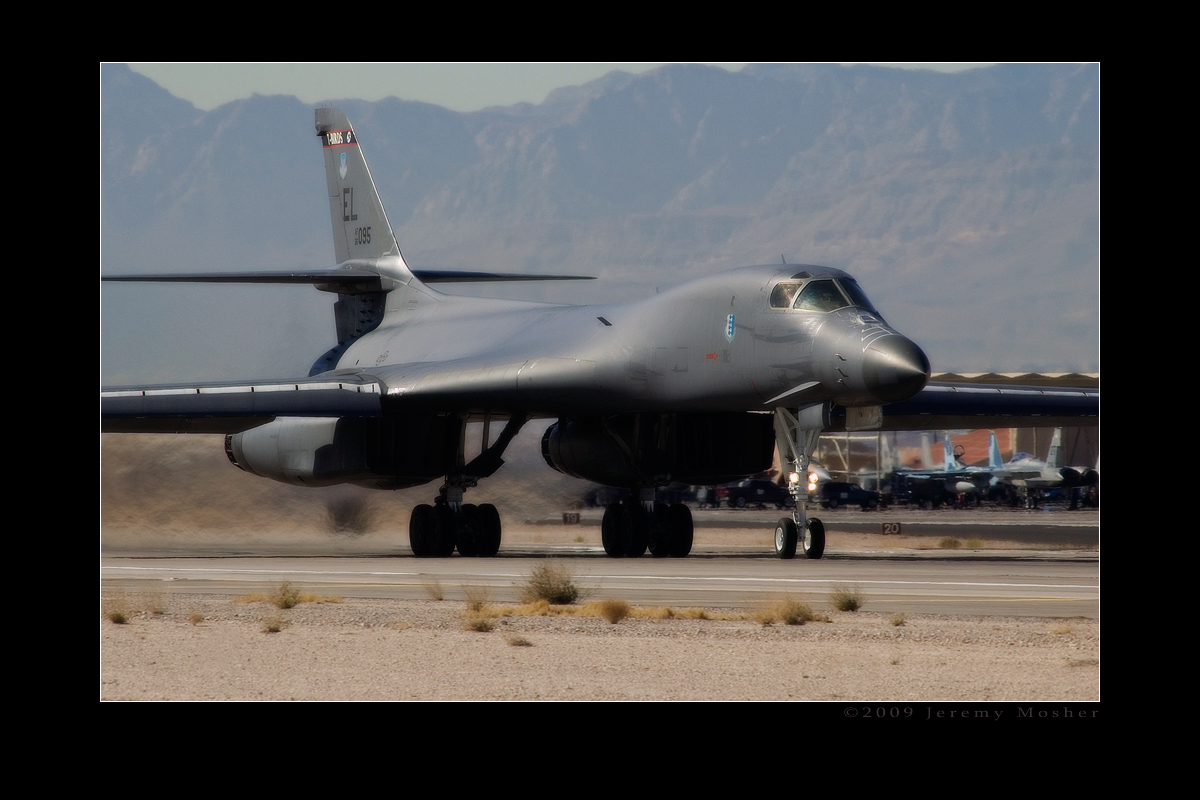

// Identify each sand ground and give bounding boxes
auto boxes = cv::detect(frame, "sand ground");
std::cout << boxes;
[101,588,1099,701]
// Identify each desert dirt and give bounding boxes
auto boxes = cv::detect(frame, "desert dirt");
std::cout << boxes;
[101,591,1099,702]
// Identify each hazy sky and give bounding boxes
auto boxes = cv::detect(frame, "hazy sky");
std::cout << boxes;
[126,63,995,113]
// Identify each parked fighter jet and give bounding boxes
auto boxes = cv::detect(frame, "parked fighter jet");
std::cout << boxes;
[102,109,1098,559]
[880,431,981,508]
[987,428,1099,507]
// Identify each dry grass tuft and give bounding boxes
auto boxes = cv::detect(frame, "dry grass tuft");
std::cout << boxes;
[633,605,681,619]
[594,598,632,624]
[102,589,169,622]
[965,537,985,550]
[518,560,584,605]
[830,583,866,612]
[188,612,205,626]
[233,583,341,608]
[461,614,494,632]
[889,612,908,627]
[298,592,342,604]
[140,590,167,615]
[506,635,534,646]
[463,585,490,613]
[939,537,963,549]
[757,596,818,626]
[262,615,288,633]
[422,578,444,601]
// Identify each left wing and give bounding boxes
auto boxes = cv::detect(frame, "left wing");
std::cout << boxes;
[101,374,383,433]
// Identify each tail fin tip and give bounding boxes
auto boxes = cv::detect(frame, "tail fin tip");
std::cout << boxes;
[315,107,403,267]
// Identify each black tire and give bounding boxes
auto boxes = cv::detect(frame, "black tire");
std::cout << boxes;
[602,503,627,557]
[456,504,479,557]
[476,503,502,557]
[803,517,825,559]
[668,503,693,557]
[735,496,747,509]
[828,498,839,509]
[774,517,798,559]
[434,504,457,556]
[624,501,647,558]
[647,502,671,557]
[409,504,435,557]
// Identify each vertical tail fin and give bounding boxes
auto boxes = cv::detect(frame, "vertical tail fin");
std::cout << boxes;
[315,108,407,268]
[943,433,956,470]
[988,430,1002,469]
[1045,428,1064,469]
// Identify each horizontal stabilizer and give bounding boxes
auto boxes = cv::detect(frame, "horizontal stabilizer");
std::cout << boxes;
[412,270,594,283]
[101,270,383,294]
[102,269,592,292]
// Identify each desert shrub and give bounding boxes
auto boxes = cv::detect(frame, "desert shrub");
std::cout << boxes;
[519,561,583,605]
[830,583,865,612]
[274,581,300,609]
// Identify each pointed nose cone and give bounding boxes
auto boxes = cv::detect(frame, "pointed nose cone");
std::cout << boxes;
[862,335,930,404]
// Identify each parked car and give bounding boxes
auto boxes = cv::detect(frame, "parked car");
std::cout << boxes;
[716,479,795,509]
[816,481,880,510]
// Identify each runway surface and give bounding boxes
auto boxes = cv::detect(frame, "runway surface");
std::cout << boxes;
[102,508,1098,618]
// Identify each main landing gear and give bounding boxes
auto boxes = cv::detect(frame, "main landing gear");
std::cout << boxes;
[601,497,694,558]
[409,413,525,558]
[409,501,501,558]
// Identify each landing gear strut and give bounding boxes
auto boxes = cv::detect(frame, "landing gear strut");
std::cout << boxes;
[774,403,829,560]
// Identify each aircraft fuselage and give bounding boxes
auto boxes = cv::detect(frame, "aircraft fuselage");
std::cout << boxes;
[339,263,930,417]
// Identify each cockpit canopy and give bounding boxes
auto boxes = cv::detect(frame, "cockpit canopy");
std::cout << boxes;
[769,277,881,316]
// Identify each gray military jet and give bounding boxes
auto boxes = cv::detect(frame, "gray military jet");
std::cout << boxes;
[987,428,1099,508]
[102,108,1098,560]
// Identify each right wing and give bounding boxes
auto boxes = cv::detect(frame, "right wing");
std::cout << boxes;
[832,381,1099,431]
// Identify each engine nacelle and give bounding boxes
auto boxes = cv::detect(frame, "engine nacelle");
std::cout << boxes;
[541,412,775,488]
[1059,467,1100,487]
[225,415,456,489]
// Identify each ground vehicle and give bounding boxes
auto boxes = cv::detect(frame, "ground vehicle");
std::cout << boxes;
[716,480,795,509]
[816,482,880,510]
